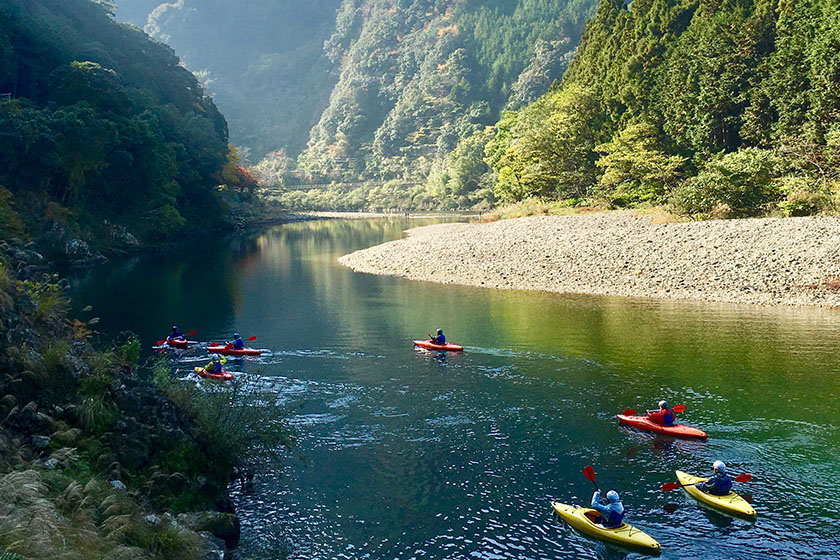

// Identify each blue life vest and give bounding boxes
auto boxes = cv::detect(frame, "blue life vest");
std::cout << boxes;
[233,338,244,349]
[702,474,733,496]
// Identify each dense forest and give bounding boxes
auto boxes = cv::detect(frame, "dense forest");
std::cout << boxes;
[485,0,840,218]
[0,0,249,260]
[124,0,598,210]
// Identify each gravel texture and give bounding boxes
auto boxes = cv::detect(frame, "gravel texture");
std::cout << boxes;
[338,213,840,307]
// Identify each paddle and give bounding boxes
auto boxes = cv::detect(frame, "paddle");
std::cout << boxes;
[583,465,599,492]
[156,330,196,346]
[661,474,752,492]
[623,404,686,416]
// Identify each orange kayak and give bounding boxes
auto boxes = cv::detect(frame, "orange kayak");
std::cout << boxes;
[413,340,464,352]
[166,338,196,348]
[193,366,234,381]
[617,414,707,439]
[207,344,261,356]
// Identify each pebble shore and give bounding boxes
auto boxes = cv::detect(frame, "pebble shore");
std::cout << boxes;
[338,213,840,307]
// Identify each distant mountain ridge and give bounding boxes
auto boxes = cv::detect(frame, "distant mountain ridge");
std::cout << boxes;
[118,0,597,183]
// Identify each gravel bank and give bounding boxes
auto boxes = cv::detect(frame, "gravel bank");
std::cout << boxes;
[338,213,840,307]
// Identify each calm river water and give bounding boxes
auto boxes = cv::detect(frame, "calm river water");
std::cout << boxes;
[67,218,840,560]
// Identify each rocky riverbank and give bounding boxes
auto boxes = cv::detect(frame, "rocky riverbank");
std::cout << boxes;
[339,213,840,307]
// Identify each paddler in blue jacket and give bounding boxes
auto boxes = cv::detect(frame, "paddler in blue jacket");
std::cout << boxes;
[166,325,185,343]
[431,328,445,345]
[230,333,245,350]
[591,489,625,528]
[698,460,733,496]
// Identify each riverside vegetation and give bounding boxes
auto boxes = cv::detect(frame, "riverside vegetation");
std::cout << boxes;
[0,0,259,263]
[0,243,292,559]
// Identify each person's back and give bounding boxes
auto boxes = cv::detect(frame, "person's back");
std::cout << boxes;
[700,461,733,495]
[232,333,244,350]
[591,490,625,528]
[207,354,225,373]
[433,328,445,345]
[647,400,675,426]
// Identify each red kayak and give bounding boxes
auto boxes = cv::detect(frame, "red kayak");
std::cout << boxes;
[194,366,234,381]
[617,414,708,439]
[413,340,464,352]
[165,339,197,349]
[207,344,261,356]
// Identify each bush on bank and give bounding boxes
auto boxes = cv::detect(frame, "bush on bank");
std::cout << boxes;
[0,244,292,559]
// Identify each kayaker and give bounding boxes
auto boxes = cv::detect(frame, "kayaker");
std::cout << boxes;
[646,400,675,426]
[167,325,185,343]
[698,460,733,496]
[430,328,446,345]
[591,489,625,528]
[230,333,244,350]
[205,353,226,374]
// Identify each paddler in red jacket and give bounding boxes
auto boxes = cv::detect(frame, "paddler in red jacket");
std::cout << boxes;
[646,400,675,426]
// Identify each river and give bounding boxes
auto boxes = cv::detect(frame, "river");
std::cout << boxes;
[67,218,840,559]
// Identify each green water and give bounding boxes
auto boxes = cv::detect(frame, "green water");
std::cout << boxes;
[67,218,840,559]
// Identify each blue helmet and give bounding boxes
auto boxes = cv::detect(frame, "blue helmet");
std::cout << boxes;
[659,400,669,409]
[234,333,241,339]
[212,354,220,360]
[437,328,443,334]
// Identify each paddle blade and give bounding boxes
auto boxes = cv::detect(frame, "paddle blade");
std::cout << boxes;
[247,336,257,341]
[661,482,682,492]
[740,493,753,504]
[663,503,680,514]
[188,330,197,336]
[622,409,638,416]
[734,474,752,483]
[156,339,166,346]
[673,404,686,413]
[583,465,595,484]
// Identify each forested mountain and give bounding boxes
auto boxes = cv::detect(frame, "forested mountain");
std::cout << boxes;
[0,0,240,258]
[121,0,598,209]
[487,0,840,217]
[131,0,343,160]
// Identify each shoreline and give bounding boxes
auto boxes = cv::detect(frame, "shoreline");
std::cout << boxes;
[338,213,840,307]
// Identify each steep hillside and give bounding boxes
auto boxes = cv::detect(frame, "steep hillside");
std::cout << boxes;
[486,0,840,217]
[127,0,343,159]
[0,0,237,260]
[298,0,596,184]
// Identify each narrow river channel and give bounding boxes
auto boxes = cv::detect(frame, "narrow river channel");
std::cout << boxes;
[67,218,840,559]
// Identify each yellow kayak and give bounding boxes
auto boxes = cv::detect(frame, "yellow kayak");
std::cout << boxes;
[551,501,661,554]
[675,470,756,519]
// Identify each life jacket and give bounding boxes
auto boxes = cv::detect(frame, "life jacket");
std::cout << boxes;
[208,359,222,373]
[233,338,244,349]
[704,474,733,496]
[435,334,446,345]
[602,503,625,528]
[663,408,675,426]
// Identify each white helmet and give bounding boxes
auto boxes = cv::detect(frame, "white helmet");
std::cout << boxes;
[606,490,620,503]
[713,460,726,474]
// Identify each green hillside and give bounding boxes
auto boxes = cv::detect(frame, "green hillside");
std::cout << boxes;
[487,0,840,217]
[0,0,238,259]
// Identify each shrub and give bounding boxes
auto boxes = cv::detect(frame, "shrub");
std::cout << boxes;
[670,148,786,218]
